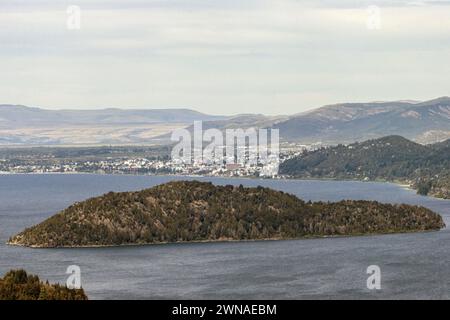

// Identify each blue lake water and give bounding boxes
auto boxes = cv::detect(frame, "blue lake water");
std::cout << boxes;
[0,174,449,299]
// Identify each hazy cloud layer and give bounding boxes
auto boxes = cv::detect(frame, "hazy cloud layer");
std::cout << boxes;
[1,0,450,114]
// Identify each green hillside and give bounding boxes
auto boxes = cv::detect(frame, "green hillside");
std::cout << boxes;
[8,181,445,248]
[280,136,450,199]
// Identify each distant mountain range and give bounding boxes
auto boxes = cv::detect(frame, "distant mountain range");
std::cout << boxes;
[272,96,450,144]
[279,135,450,199]
[0,105,225,145]
[0,97,449,145]
[0,105,226,127]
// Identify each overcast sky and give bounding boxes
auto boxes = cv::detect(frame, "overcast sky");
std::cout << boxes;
[1,0,450,115]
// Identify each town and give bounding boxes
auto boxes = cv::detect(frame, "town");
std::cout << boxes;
[0,143,321,178]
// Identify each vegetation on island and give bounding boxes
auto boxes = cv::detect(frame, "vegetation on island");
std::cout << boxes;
[8,181,445,248]
[280,136,450,199]
[0,269,87,300]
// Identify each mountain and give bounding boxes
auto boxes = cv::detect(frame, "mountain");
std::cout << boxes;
[162,96,450,145]
[1,96,449,146]
[8,181,444,248]
[153,113,288,144]
[272,97,450,144]
[0,105,224,127]
[279,136,450,199]
[0,105,226,145]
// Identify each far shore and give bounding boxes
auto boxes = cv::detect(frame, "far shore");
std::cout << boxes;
[0,171,447,200]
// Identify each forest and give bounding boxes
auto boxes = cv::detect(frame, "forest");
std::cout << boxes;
[280,135,450,199]
[8,180,445,248]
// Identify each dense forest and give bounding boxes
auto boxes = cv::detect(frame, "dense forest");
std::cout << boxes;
[280,136,450,199]
[0,269,87,300]
[8,181,444,248]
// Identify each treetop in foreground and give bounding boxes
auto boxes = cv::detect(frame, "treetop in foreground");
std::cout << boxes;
[0,269,87,300]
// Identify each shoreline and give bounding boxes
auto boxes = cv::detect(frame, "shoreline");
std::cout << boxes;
[7,228,444,249]
[5,176,447,250]
[0,172,447,201]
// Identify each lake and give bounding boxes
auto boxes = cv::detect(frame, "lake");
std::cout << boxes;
[0,174,449,299]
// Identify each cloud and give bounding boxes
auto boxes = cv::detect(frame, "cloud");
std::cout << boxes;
[0,0,449,114]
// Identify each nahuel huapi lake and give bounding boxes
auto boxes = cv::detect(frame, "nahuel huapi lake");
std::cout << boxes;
[0,174,449,299]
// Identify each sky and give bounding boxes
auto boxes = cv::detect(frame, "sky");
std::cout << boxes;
[1,0,450,115]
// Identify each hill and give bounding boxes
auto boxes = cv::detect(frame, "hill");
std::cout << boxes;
[0,105,224,127]
[152,113,288,144]
[1,96,449,146]
[8,181,445,248]
[280,136,450,198]
[0,105,225,145]
[273,97,450,144]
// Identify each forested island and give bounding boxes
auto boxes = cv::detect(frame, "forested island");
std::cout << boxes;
[0,269,87,300]
[8,181,445,248]
[280,136,450,199]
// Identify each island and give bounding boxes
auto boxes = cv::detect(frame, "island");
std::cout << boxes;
[0,269,87,300]
[8,181,445,248]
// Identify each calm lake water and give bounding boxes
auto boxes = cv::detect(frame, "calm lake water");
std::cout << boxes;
[0,174,449,299]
